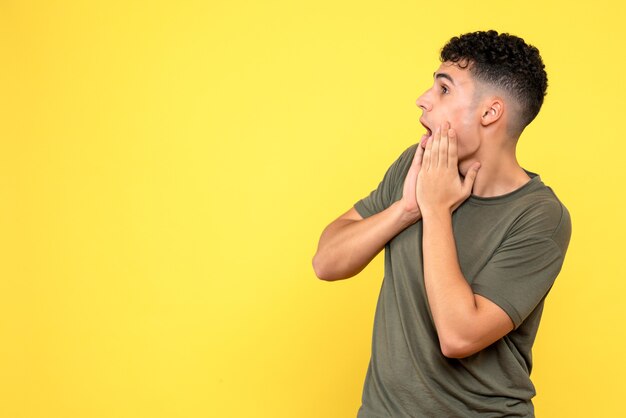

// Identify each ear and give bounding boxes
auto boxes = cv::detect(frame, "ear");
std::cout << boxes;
[480,99,504,127]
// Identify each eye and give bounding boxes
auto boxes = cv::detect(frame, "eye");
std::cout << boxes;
[440,84,449,94]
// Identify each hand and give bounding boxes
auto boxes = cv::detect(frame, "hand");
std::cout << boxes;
[415,122,480,217]
[400,139,430,219]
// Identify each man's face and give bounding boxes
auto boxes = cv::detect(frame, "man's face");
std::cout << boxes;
[416,61,482,163]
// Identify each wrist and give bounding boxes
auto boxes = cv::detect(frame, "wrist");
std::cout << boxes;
[420,205,452,222]
[392,200,422,227]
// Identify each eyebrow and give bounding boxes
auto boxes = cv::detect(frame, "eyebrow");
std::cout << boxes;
[433,72,456,85]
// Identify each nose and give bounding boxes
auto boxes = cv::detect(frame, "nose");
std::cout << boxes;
[415,91,432,112]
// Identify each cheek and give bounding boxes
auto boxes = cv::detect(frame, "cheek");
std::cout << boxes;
[457,112,476,133]
[453,116,479,148]
[453,128,479,159]
[446,108,471,132]
[442,108,476,146]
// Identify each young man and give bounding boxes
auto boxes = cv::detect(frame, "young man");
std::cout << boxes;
[312,30,571,417]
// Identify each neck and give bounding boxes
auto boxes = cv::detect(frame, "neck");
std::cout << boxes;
[460,143,531,198]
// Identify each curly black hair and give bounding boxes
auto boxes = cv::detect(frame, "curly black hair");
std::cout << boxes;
[440,30,547,135]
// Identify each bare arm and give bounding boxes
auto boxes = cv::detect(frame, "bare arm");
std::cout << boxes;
[312,202,419,281]
[421,211,514,358]
[312,142,427,281]
[416,124,513,358]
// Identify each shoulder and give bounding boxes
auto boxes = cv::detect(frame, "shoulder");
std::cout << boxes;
[511,181,572,254]
[385,142,420,183]
[397,142,419,166]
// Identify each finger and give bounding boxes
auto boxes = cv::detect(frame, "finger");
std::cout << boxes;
[426,129,435,151]
[413,142,425,172]
[404,145,424,194]
[439,122,450,167]
[462,162,481,195]
[423,129,435,170]
[403,159,418,198]
[411,142,425,166]
[448,128,458,168]
[429,126,441,169]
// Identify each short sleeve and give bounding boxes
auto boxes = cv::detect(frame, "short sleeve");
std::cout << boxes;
[354,143,418,219]
[471,203,572,329]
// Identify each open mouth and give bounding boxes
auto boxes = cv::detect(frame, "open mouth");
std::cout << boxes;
[420,119,432,135]
[420,119,432,144]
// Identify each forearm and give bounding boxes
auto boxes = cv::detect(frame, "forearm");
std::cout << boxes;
[313,201,420,281]
[416,125,511,358]
[421,211,479,353]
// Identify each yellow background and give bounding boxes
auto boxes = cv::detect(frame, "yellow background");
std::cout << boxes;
[1,1,624,417]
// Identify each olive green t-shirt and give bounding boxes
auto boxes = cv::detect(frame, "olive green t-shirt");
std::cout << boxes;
[354,143,572,418]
